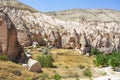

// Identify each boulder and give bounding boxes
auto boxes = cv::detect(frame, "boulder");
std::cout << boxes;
[27,59,41,73]
[0,12,27,63]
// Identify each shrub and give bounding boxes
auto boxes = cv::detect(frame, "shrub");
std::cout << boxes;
[94,51,120,68]
[65,66,69,68]
[42,48,50,54]
[53,73,61,80]
[0,55,7,61]
[83,68,92,78]
[37,54,54,68]
[78,64,85,69]
[108,57,120,68]
[91,48,102,55]
[94,54,108,67]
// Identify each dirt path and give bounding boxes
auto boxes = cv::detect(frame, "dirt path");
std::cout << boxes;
[93,67,120,80]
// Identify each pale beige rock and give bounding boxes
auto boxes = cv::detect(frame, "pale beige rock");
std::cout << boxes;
[0,1,120,54]
[28,59,41,72]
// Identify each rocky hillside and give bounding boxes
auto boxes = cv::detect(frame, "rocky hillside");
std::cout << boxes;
[0,0,120,55]
[45,9,120,22]
[0,0,37,12]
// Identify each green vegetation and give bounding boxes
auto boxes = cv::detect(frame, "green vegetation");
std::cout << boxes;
[42,48,50,54]
[83,68,92,78]
[94,54,108,67]
[78,64,85,69]
[93,49,120,68]
[25,77,33,80]
[53,73,61,80]
[0,55,7,61]
[91,48,102,55]
[108,52,120,68]
[37,54,54,68]
[65,66,69,68]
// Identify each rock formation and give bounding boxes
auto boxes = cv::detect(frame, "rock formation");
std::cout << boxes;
[0,0,120,54]
[0,11,27,63]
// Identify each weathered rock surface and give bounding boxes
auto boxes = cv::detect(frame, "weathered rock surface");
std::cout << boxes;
[0,11,27,63]
[0,0,120,54]
[28,59,41,72]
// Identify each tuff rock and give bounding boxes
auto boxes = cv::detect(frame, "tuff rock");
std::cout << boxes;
[0,11,27,63]
[0,0,120,54]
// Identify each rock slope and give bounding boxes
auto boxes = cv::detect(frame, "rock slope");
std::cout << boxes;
[0,0,120,54]
[46,9,120,22]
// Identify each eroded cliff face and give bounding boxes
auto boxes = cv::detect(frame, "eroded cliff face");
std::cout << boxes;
[0,1,120,54]
[0,12,27,63]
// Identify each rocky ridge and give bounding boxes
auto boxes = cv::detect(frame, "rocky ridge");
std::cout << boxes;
[45,9,120,22]
[0,0,120,55]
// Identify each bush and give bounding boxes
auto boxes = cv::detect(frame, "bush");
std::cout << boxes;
[42,48,50,54]
[94,51,120,68]
[83,68,92,78]
[0,55,7,61]
[79,64,85,69]
[53,73,61,80]
[94,54,108,67]
[37,54,54,68]
[108,57,120,68]
[65,66,69,68]
[91,48,102,55]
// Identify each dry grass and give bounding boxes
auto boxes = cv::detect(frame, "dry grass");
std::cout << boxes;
[51,49,95,68]
[25,47,95,78]
[0,47,95,80]
[0,61,39,80]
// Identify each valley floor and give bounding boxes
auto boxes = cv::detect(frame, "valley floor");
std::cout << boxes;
[0,47,120,80]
